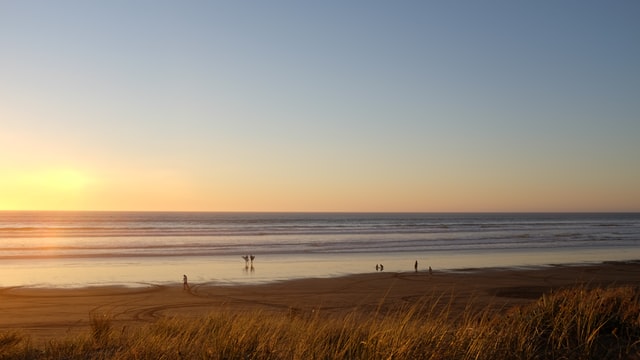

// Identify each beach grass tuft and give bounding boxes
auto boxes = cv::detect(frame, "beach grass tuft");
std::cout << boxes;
[89,313,113,346]
[2,285,639,359]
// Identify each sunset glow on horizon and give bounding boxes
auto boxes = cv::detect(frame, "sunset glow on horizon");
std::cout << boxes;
[1,2,639,213]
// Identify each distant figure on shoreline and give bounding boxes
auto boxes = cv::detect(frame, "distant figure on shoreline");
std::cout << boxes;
[242,255,249,267]
[380,264,384,271]
[429,266,432,276]
[375,264,379,271]
[250,254,255,264]
[183,274,189,290]
[414,260,418,272]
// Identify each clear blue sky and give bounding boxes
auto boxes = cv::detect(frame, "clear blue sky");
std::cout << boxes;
[1,1,639,211]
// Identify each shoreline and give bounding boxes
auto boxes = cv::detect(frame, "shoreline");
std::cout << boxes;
[11,258,640,289]
[6,248,640,289]
[2,260,639,344]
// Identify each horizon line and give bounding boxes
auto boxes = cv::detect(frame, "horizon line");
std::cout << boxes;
[1,210,639,214]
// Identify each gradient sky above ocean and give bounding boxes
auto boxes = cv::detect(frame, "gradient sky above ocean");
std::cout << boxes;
[1,1,639,212]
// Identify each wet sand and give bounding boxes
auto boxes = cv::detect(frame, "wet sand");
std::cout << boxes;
[1,261,639,344]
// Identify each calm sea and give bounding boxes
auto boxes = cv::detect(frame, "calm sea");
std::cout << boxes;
[1,212,639,287]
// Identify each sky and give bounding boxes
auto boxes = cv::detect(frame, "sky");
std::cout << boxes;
[1,1,639,212]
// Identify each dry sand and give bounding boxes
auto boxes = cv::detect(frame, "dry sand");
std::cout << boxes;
[1,261,639,344]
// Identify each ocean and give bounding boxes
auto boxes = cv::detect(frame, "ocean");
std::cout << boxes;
[1,212,638,287]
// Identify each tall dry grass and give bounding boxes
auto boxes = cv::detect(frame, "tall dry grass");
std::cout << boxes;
[0,286,638,359]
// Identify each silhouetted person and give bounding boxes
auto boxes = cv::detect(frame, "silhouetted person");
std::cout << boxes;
[250,254,255,264]
[183,274,189,290]
[376,264,379,271]
[242,255,249,266]
[414,260,418,272]
[380,264,384,271]
[429,266,432,276]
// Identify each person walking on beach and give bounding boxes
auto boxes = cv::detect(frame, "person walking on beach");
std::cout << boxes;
[429,266,432,276]
[414,260,418,272]
[183,274,189,290]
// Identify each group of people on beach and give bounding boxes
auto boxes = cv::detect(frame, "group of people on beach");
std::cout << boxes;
[241,254,255,267]
[413,260,433,275]
[414,260,433,275]
[184,255,259,290]
[374,261,432,275]
[242,254,256,274]
[185,256,433,291]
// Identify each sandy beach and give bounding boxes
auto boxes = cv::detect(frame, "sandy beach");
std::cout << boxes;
[2,261,639,344]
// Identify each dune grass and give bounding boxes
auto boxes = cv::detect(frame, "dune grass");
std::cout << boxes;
[0,286,638,359]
